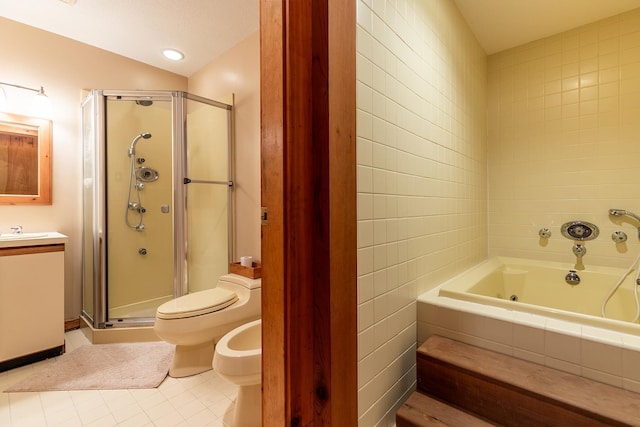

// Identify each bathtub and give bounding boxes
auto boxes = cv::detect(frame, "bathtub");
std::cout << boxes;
[417,256,640,393]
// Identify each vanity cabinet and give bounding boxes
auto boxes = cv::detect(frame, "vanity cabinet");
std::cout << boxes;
[0,233,67,371]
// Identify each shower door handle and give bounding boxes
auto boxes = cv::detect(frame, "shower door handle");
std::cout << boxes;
[183,178,233,187]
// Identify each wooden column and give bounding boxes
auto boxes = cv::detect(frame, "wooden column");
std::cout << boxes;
[260,0,357,425]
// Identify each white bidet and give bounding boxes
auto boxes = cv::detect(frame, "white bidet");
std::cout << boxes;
[213,319,262,427]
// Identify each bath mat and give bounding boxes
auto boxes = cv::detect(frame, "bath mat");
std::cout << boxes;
[4,342,174,392]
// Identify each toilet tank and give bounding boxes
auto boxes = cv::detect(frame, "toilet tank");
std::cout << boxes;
[218,274,261,290]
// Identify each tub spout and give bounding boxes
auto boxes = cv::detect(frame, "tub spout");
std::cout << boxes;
[565,270,580,285]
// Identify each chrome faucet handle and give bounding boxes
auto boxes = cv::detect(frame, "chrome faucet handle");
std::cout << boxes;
[10,225,22,234]
[572,243,586,257]
[612,231,628,243]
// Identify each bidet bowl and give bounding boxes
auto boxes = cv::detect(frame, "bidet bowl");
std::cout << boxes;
[213,319,262,385]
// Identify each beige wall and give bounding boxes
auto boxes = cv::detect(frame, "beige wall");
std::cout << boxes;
[0,19,261,322]
[356,0,487,424]
[0,17,187,321]
[188,32,261,264]
[488,8,640,269]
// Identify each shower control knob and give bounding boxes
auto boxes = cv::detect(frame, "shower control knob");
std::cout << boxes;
[138,248,147,255]
[561,221,599,241]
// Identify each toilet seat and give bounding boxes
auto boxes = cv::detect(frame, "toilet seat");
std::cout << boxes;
[156,288,239,320]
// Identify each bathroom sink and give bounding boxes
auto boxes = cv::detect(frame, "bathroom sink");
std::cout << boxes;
[0,232,68,249]
[0,233,49,241]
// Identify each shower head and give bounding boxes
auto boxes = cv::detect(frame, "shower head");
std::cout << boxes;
[135,99,153,107]
[128,132,152,157]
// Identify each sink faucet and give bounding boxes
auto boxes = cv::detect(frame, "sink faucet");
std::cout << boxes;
[10,225,22,234]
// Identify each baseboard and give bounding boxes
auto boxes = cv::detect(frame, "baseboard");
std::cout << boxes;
[0,345,64,372]
[64,317,81,331]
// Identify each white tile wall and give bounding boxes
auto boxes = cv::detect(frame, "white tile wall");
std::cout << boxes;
[417,288,640,391]
[487,8,640,269]
[356,0,487,424]
[358,3,640,424]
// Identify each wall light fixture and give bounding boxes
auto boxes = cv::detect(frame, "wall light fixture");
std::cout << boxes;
[0,82,52,118]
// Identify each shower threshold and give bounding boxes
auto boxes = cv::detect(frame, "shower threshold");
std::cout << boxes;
[108,294,173,319]
[80,315,161,344]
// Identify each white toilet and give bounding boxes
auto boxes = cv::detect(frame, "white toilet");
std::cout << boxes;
[154,274,261,378]
[213,319,262,427]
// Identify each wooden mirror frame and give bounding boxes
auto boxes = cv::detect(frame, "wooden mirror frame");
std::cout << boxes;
[0,112,52,205]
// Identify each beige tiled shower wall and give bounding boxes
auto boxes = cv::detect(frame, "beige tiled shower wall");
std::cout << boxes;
[488,8,640,268]
[356,0,487,424]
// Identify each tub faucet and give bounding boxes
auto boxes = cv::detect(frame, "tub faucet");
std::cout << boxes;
[565,270,580,286]
[10,225,22,234]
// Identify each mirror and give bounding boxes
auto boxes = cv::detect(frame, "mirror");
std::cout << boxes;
[0,112,52,205]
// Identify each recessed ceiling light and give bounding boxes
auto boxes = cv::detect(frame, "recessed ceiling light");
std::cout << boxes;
[162,48,185,61]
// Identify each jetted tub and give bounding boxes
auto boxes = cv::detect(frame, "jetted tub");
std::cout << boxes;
[417,256,640,392]
[439,256,640,332]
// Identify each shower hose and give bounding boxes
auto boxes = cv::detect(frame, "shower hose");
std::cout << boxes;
[601,251,640,323]
[125,153,144,230]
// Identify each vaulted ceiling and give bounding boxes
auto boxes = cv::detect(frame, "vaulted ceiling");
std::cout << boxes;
[0,0,638,77]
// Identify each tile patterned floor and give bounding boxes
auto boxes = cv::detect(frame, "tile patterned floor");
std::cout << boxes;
[0,330,237,426]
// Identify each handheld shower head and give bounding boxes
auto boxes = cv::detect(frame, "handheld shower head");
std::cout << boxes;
[128,132,152,157]
[609,208,640,220]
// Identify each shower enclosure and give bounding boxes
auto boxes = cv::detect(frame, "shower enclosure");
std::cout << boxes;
[81,90,233,328]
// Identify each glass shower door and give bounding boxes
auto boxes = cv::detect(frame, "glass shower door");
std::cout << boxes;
[105,95,175,321]
[81,91,98,322]
[81,89,234,330]
[183,94,233,293]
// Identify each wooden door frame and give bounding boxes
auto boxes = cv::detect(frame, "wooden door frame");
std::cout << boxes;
[260,0,357,424]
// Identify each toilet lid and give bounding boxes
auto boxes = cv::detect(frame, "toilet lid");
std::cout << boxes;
[156,288,239,320]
